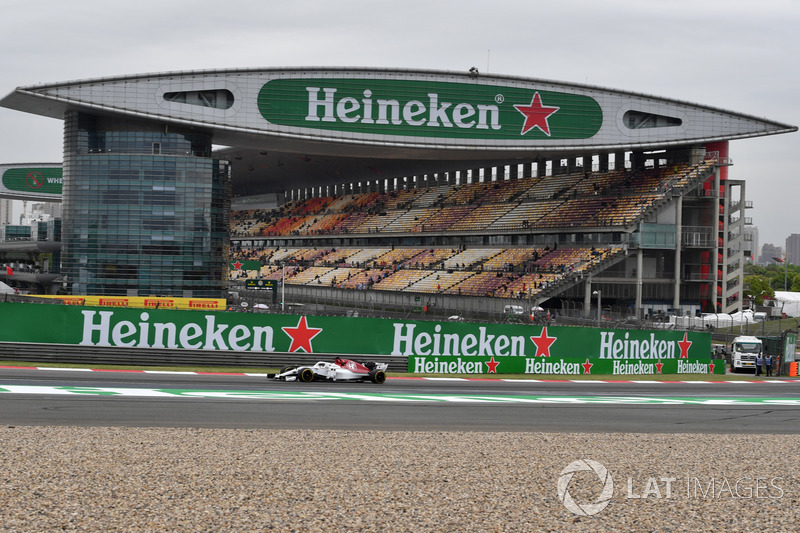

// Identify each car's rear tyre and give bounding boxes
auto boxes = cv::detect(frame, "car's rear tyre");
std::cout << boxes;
[369,369,386,384]
[298,368,315,382]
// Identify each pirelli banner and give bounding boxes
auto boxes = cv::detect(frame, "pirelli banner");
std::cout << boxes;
[28,295,225,311]
[0,302,720,375]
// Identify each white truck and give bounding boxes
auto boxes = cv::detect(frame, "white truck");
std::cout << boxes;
[729,335,763,373]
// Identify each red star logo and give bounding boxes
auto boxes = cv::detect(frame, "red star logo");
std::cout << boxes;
[708,361,715,374]
[678,332,692,359]
[582,358,593,375]
[530,326,557,357]
[655,360,664,374]
[281,316,323,353]
[485,356,500,373]
[232,260,243,270]
[513,92,560,136]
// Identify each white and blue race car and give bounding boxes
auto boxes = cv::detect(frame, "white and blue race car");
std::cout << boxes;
[268,358,388,384]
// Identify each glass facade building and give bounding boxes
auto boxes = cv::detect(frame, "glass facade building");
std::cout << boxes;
[61,112,230,298]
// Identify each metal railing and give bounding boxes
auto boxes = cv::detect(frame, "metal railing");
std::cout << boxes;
[0,342,408,372]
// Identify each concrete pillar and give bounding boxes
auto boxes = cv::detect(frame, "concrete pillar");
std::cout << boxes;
[630,151,645,170]
[674,195,683,313]
[613,152,625,170]
[713,166,722,311]
[581,155,591,174]
[584,279,592,318]
[596,154,606,173]
[635,249,643,317]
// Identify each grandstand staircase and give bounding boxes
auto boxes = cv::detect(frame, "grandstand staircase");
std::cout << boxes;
[636,161,716,223]
[530,248,629,306]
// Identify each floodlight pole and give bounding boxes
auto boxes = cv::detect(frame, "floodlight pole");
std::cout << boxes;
[785,257,789,291]
[281,262,285,311]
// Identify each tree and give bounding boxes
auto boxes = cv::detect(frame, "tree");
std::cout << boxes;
[744,275,774,305]
[745,262,800,291]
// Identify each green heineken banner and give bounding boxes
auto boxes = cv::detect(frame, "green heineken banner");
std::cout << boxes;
[0,302,718,375]
[396,321,719,376]
[258,79,603,141]
[229,260,261,271]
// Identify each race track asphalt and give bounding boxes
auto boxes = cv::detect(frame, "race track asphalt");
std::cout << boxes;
[2,369,799,433]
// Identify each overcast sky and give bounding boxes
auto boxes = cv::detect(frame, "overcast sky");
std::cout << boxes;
[0,0,797,249]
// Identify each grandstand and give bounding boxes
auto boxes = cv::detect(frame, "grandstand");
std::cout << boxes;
[229,157,728,317]
[0,67,795,317]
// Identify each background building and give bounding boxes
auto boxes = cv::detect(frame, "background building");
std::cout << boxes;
[786,234,800,266]
[0,198,12,227]
[744,226,759,264]
[759,243,783,266]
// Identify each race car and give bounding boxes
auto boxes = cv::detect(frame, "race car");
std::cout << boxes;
[268,358,388,384]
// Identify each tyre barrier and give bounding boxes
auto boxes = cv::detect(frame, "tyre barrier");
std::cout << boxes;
[0,342,408,372]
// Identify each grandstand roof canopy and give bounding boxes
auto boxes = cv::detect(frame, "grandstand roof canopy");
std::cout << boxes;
[1,67,796,197]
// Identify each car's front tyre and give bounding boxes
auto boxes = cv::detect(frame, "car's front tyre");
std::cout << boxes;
[298,368,315,382]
